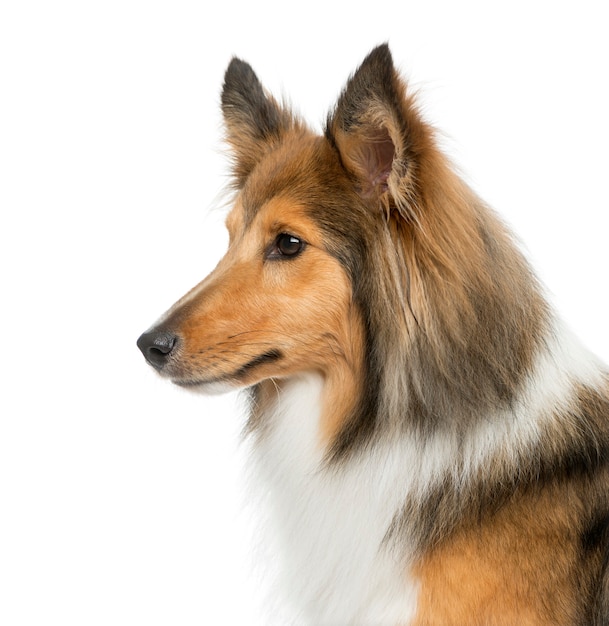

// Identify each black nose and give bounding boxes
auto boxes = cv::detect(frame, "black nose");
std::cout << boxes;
[137,329,178,370]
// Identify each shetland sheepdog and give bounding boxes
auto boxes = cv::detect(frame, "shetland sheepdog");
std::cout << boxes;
[137,45,609,624]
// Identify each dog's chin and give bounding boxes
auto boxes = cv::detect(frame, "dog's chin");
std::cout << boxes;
[172,378,239,396]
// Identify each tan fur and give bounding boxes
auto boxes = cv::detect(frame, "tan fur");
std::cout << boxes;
[408,381,609,624]
[411,485,583,625]
[138,46,609,624]
[163,138,367,444]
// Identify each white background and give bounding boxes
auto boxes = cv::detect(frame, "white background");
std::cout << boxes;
[1,1,608,624]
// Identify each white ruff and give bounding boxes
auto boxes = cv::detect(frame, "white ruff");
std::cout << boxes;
[245,319,606,625]
[248,374,420,625]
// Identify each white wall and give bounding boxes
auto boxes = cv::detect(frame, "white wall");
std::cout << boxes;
[1,1,608,624]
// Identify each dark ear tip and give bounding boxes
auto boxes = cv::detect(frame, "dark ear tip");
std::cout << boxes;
[222,57,260,101]
[327,44,398,135]
[224,57,260,85]
[366,43,392,63]
[358,43,395,77]
[225,57,253,79]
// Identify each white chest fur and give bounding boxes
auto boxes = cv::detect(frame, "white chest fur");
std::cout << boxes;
[245,321,606,624]
[248,374,420,625]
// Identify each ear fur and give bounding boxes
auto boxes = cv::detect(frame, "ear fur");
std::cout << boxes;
[327,44,427,220]
[221,58,297,187]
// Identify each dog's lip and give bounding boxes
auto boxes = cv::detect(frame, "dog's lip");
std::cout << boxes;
[170,348,283,388]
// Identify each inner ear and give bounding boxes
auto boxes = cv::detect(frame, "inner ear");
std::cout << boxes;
[326,45,415,215]
[336,125,397,198]
[358,129,396,196]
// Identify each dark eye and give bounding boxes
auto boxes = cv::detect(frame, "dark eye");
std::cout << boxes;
[268,233,306,259]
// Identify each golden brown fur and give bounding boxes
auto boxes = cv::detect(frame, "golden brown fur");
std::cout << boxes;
[138,45,609,624]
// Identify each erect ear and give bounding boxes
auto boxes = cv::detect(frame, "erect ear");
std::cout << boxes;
[221,57,297,187]
[327,44,425,220]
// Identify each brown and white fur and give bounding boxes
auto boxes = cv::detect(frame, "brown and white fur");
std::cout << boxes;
[137,45,609,624]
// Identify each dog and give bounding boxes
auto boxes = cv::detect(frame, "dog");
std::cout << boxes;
[137,45,609,624]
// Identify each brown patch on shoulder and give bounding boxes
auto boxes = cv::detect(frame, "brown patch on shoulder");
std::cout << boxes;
[410,378,609,626]
[411,485,584,626]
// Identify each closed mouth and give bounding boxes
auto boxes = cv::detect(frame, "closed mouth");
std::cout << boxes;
[173,349,283,387]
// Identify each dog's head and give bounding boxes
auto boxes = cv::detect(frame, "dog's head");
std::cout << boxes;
[137,46,425,395]
[137,45,545,449]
